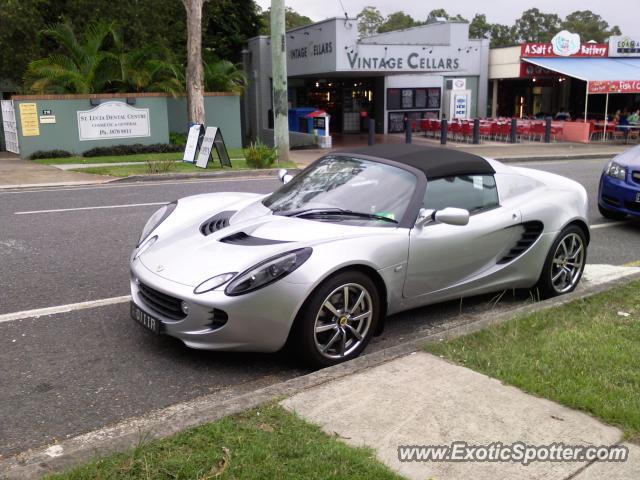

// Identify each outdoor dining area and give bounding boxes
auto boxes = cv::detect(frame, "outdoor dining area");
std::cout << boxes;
[415,117,640,144]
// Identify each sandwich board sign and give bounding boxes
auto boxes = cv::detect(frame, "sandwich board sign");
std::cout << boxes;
[195,127,232,168]
[183,124,203,163]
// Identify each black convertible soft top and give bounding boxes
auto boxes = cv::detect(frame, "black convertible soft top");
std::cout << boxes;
[338,144,495,179]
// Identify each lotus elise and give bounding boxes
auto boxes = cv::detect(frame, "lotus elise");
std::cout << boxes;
[130,144,589,367]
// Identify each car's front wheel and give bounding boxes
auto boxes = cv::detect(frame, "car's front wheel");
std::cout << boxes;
[535,225,587,299]
[598,203,627,221]
[293,271,380,368]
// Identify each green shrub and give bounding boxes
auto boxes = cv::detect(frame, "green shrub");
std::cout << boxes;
[169,132,187,146]
[245,141,277,169]
[30,149,73,160]
[83,143,182,157]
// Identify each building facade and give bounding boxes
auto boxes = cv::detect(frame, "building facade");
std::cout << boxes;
[488,32,640,121]
[244,18,490,144]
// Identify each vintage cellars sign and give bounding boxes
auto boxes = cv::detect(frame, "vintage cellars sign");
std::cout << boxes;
[346,51,460,71]
[77,101,150,141]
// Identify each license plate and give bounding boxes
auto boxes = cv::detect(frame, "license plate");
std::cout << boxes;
[131,302,161,334]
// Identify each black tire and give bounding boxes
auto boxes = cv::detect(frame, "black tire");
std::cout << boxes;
[534,225,587,300]
[292,270,380,368]
[598,203,627,221]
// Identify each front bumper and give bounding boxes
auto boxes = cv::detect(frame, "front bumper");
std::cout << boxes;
[598,173,640,217]
[129,257,312,352]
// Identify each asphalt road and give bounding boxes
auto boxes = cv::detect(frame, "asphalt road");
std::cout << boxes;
[1,157,639,458]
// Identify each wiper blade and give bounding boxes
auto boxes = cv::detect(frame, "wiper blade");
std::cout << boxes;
[279,208,398,224]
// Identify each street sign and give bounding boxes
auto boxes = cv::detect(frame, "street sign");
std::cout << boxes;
[195,127,232,169]
[183,124,203,163]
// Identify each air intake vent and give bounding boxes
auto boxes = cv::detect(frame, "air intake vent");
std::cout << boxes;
[200,211,235,236]
[220,232,291,246]
[498,221,544,264]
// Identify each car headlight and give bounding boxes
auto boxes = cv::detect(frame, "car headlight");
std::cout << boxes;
[138,201,176,246]
[194,272,237,294]
[225,248,313,296]
[605,161,626,180]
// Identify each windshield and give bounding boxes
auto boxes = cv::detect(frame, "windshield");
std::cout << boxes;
[263,156,417,224]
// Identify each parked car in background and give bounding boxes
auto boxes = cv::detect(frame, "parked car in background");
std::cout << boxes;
[129,145,589,368]
[599,145,640,220]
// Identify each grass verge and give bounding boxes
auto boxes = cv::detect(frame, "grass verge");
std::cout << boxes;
[426,280,640,442]
[46,404,402,480]
[34,148,246,165]
[69,159,296,177]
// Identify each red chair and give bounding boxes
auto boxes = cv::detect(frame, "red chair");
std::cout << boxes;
[461,122,473,142]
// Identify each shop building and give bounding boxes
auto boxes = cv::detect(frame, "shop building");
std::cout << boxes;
[488,32,640,121]
[244,18,489,145]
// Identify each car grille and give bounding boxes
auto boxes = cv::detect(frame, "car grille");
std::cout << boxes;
[632,171,640,186]
[498,221,544,264]
[138,282,186,320]
[200,211,235,236]
[624,201,640,213]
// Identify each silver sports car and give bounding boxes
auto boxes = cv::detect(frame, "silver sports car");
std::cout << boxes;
[130,145,589,367]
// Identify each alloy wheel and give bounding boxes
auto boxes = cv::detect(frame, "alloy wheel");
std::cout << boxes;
[313,283,373,360]
[550,232,585,294]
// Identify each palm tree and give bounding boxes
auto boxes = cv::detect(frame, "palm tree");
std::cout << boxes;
[25,21,118,94]
[109,30,185,96]
[203,60,247,94]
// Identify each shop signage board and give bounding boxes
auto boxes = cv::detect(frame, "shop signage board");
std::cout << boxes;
[519,62,557,78]
[608,36,640,56]
[452,92,469,119]
[589,80,640,94]
[19,103,40,136]
[183,124,203,162]
[77,101,150,141]
[521,31,608,58]
[195,127,232,169]
[451,78,466,90]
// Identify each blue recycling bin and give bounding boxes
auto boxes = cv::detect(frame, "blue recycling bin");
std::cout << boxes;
[288,108,317,133]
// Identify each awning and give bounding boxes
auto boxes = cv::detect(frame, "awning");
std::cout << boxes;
[522,57,640,93]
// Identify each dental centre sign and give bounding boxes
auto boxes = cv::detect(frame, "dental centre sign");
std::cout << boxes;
[77,101,150,141]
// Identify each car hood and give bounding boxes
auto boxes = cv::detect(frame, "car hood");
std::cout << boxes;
[137,192,398,287]
[611,144,640,168]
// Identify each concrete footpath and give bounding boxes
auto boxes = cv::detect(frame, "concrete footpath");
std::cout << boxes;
[283,352,638,480]
[0,152,113,188]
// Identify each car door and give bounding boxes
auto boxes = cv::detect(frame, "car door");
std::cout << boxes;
[403,174,522,299]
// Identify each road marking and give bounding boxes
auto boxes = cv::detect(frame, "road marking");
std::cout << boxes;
[512,158,610,167]
[591,221,632,230]
[0,176,277,195]
[0,295,131,324]
[623,260,640,267]
[15,202,167,215]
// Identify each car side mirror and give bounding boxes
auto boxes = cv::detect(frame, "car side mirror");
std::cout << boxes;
[415,207,470,227]
[278,169,293,184]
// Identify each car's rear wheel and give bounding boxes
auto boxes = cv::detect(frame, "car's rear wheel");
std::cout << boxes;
[598,203,627,221]
[293,271,380,368]
[535,225,587,299]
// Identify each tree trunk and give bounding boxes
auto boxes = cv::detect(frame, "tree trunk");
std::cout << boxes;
[182,0,205,125]
[270,0,290,163]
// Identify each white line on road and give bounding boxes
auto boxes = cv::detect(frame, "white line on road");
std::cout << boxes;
[591,221,633,230]
[0,295,131,324]
[15,202,167,215]
[0,176,277,195]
